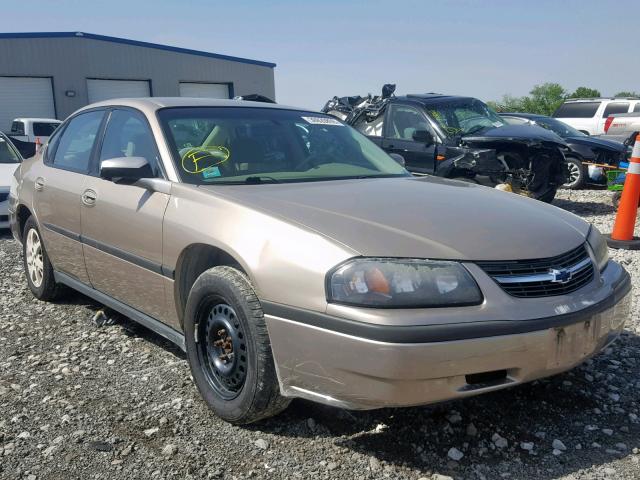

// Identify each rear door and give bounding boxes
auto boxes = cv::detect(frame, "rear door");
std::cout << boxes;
[597,102,631,134]
[381,103,437,173]
[80,108,171,321]
[34,110,106,283]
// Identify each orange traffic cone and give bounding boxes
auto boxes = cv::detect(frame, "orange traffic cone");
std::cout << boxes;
[606,133,640,249]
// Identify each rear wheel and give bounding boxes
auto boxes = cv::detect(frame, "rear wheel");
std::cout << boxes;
[22,217,64,301]
[184,266,290,424]
[563,157,586,190]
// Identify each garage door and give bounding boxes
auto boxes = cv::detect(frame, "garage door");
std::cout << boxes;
[0,77,56,132]
[87,79,150,104]
[179,82,230,99]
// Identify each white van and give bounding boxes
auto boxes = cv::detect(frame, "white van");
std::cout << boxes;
[552,98,640,135]
[9,117,62,143]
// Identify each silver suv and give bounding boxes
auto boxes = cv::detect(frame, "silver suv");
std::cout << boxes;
[9,98,631,424]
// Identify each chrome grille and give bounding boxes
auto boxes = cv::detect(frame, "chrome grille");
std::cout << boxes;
[476,244,594,298]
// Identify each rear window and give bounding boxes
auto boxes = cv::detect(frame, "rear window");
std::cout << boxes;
[553,102,600,118]
[602,102,630,118]
[10,121,25,136]
[33,122,60,137]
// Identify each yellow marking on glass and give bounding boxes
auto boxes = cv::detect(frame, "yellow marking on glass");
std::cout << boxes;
[181,146,230,174]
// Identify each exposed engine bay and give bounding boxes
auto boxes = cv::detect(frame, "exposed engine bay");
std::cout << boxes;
[322,85,569,202]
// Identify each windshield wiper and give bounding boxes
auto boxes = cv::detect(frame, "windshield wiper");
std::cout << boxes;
[244,176,281,184]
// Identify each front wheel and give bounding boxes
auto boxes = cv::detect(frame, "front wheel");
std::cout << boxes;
[183,266,290,424]
[563,157,586,190]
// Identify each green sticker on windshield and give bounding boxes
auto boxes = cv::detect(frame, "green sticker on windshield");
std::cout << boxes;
[202,166,221,179]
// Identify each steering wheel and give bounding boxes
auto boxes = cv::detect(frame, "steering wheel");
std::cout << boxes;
[294,152,330,171]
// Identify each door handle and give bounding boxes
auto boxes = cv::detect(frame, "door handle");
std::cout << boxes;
[81,189,97,207]
[35,177,45,191]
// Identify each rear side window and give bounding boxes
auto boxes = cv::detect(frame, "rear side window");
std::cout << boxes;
[33,122,60,137]
[553,102,600,118]
[634,103,640,113]
[10,121,25,136]
[602,102,630,118]
[352,113,384,137]
[52,111,104,172]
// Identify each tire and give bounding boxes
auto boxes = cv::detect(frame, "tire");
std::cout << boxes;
[184,266,290,424]
[563,157,586,190]
[534,187,558,204]
[22,216,64,301]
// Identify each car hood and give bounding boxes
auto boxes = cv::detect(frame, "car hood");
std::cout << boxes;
[462,124,568,146]
[0,163,19,187]
[566,135,625,152]
[203,176,589,261]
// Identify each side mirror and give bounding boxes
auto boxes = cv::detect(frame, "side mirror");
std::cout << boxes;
[412,129,434,145]
[389,153,405,167]
[100,156,153,182]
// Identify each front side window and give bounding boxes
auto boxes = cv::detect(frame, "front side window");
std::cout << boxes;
[100,109,161,176]
[602,102,630,118]
[158,107,408,185]
[634,103,640,113]
[33,122,61,137]
[52,111,104,172]
[387,105,433,140]
[426,98,505,137]
[0,136,21,164]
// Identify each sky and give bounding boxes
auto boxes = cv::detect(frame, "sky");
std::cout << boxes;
[2,0,639,109]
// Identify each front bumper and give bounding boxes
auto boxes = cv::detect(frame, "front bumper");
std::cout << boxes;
[264,265,631,410]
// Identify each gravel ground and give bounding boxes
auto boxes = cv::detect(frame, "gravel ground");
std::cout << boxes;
[1,188,639,480]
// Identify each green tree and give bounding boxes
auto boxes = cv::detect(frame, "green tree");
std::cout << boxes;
[613,91,640,97]
[524,83,567,116]
[488,94,526,113]
[569,86,601,98]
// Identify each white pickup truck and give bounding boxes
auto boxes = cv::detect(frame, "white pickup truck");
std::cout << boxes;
[604,112,640,142]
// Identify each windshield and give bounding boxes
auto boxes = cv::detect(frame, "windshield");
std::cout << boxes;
[426,98,506,137]
[158,107,409,185]
[532,117,586,138]
[0,136,21,164]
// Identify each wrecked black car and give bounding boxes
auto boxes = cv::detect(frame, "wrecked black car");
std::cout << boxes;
[323,89,568,202]
[500,113,629,189]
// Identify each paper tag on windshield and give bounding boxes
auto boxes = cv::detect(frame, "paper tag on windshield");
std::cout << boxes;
[302,116,343,126]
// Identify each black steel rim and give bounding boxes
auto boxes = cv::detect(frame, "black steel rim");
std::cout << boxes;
[197,301,248,399]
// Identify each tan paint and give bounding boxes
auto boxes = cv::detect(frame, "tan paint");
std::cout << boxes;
[12,98,633,411]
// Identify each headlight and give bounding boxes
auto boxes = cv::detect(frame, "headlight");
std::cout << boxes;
[587,226,609,271]
[327,258,483,308]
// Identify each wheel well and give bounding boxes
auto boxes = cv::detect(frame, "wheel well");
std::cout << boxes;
[16,205,32,241]
[173,244,245,326]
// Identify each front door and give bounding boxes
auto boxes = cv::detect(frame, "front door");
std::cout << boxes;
[34,110,106,284]
[381,103,437,174]
[80,108,170,321]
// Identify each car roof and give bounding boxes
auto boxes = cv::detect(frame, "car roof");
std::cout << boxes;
[398,93,475,103]
[77,97,309,115]
[13,117,62,123]
[562,97,639,102]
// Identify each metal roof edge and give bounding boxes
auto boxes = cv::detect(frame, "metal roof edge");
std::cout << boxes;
[0,31,276,68]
